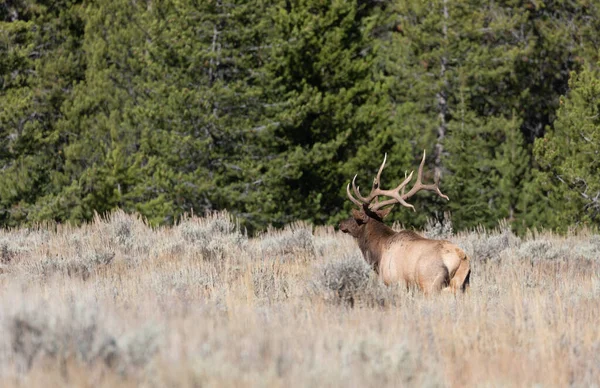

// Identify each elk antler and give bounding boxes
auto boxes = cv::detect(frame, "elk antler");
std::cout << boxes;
[346,150,449,212]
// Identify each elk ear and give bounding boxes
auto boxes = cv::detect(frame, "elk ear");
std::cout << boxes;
[351,208,369,224]
[375,206,394,219]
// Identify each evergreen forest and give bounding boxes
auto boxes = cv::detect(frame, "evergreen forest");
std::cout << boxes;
[2,0,600,234]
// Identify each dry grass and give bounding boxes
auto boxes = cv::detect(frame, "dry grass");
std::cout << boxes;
[0,210,599,387]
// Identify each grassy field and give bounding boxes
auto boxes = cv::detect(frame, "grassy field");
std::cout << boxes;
[1,210,599,387]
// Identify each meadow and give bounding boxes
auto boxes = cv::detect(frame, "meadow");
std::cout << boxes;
[0,210,599,387]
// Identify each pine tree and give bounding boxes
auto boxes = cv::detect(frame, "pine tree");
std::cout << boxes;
[0,0,85,226]
[21,0,277,227]
[527,68,600,230]
[249,0,394,228]
[2,0,600,232]
[377,0,534,229]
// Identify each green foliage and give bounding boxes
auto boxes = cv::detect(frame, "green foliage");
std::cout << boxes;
[0,0,85,226]
[528,68,600,230]
[445,111,530,231]
[1,0,600,233]
[378,0,536,229]
[243,0,393,229]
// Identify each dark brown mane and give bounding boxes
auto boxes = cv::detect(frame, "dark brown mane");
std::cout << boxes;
[356,220,396,271]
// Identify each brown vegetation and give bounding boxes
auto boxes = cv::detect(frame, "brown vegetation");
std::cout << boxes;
[0,211,599,387]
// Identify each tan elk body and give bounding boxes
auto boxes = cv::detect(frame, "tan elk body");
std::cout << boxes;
[339,151,470,294]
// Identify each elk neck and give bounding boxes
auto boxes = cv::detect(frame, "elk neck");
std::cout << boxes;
[356,219,397,272]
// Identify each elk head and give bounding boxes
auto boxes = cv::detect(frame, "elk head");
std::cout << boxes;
[339,150,449,236]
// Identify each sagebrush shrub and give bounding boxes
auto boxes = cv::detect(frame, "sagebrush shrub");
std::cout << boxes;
[0,228,49,263]
[313,233,345,258]
[1,243,14,264]
[312,253,393,306]
[39,256,92,280]
[423,217,453,240]
[457,227,521,262]
[251,260,290,300]
[2,296,160,375]
[571,235,600,261]
[341,339,438,386]
[178,212,247,261]
[516,240,560,261]
[37,248,115,280]
[259,223,315,260]
[97,210,155,257]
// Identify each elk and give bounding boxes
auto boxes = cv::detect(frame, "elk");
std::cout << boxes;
[339,151,470,294]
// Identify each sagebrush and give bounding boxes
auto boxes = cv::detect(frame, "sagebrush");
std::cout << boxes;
[0,210,599,387]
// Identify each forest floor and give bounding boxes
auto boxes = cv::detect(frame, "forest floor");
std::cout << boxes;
[1,210,599,387]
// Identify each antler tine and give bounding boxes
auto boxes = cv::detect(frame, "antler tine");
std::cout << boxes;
[374,153,387,191]
[347,183,364,207]
[361,153,389,204]
[401,150,449,202]
[369,171,416,211]
[350,153,389,205]
[345,150,447,212]
[351,175,369,202]
[401,171,409,196]
[433,169,449,200]
[417,149,426,183]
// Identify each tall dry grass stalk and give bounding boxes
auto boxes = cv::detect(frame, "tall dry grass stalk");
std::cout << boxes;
[1,210,599,387]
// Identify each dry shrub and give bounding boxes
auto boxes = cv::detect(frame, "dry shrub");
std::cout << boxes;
[178,212,247,261]
[31,249,115,280]
[0,228,50,264]
[259,222,315,260]
[2,209,600,387]
[250,260,290,301]
[515,235,600,263]
[311,252,395,307]
[341,338,440,387]
[99,210,154,259]
[1,243,15,264]
[573,235,600,261]
[313,225,354,258]
[1,295,160,376]
[455,223,521,262]
[423,215,454,240]
[516,240,563,261]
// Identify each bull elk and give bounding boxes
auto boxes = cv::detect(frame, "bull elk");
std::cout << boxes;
[339,151,470,294]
